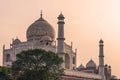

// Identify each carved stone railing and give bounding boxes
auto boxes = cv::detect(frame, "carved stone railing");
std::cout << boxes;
[64,69,102,79]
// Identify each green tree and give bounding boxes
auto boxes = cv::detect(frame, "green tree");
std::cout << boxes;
[11,49,64,80]
[0,66,11,80]
[111,75,118,80]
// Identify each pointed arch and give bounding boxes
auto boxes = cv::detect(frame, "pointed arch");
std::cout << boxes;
[73,56,76,64]
[6,54,11,62]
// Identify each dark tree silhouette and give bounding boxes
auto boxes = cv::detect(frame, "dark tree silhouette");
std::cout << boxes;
[0,66,11,80]
[11,49,64,80]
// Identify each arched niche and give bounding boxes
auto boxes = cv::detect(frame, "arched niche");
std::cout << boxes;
[65,53,70,69]
[6,54,11,62]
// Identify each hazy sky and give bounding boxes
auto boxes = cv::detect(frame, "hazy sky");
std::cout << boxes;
[0,0,120,78]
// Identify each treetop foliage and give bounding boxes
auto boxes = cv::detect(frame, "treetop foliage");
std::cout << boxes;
[11,49,64,80]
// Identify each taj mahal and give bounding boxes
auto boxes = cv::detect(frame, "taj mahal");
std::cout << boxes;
[2,12,114,80]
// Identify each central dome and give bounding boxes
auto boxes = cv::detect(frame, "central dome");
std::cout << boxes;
[26,14,55,41]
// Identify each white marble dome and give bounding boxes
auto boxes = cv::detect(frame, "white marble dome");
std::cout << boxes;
[86,59,96,68]
[26,15,55,41]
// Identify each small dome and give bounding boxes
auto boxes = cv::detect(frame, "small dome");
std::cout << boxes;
[78,64,85,69]
[13,38,21,44]
[86,59,96,68]
[108,65,111,68]
[99,39,104,43]
[59,13,64,17]
[105,64,108,67]
[26,14,55,42]
[58,13,65,20]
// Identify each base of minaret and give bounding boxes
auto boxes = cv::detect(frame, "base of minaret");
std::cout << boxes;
[58,53,65,69]
[101,75,106,80]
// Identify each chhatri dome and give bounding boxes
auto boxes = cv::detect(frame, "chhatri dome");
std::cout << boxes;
[13,38,21,44]
[86,59,96,68]
[78,64,85,69]
[26,12,55,41]
[99,39,104,43]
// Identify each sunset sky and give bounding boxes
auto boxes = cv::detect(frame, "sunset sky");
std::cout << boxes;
[0,0,120,78]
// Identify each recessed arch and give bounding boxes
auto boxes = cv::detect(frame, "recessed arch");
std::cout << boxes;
[65,53,70,69]
[6,54,11,62]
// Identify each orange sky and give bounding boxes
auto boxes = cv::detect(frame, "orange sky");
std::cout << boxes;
[0,0,120,78]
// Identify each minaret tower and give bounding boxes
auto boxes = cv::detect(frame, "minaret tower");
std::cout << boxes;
[57,13,65,68]
[99,39,106,80]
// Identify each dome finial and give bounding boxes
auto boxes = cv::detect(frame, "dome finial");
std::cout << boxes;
[40,10,43,18]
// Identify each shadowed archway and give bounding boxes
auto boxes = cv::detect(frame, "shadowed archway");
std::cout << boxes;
[65,53,70,69]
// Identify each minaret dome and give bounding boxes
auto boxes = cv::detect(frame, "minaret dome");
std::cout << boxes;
[99,39,104,43]
[58,13,65,20]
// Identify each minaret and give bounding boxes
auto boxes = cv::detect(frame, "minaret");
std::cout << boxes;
[99,39,106,80]
[3,45,5,66]
[57,13,65,68]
